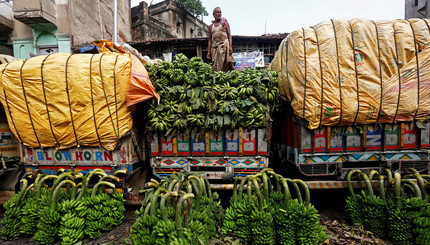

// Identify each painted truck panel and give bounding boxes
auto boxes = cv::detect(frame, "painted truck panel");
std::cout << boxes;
[22,137,138,166]
[273,110,430,179]
[150,128,270,180]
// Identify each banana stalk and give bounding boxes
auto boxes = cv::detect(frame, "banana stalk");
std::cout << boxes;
[175,193,195,230]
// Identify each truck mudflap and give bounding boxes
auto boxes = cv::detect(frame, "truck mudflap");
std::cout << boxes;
[150,128,270,181]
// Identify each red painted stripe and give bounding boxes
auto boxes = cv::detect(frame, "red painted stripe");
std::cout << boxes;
[177,152,190,156]
[330,148,343,152]
[209,152,224,155]
[74,166,112,170]
[192,152,206,155]
[385,145,399,149]
[366,146,382,150]
[40,166,72,170]
[234,169,261,172]
[314,149,327,152]
[346,147,361,151]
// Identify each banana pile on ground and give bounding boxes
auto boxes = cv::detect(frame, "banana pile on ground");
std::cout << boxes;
[345,168,430,245]
[129,171,223,245]
[222,168,326,245]
[0,168,126,244]
[144,53,279,134]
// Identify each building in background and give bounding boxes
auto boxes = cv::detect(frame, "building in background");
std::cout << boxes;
[131,0,208,41]
[129,33,287,67]
[405,0,429,18]
[0,0,132,59]
[0,0,14,56]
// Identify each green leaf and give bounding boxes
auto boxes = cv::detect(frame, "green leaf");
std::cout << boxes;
[187,88,193,98]
[177,102,186,113]
[192,87,201,99]
[243,100,254,106]
[224,114,231,125]
[416,121,426,129]
[192,99,201,110]
[155,104,165,111]
[217,115,223,127]
[172,85,183,93]
[250,96,258,103]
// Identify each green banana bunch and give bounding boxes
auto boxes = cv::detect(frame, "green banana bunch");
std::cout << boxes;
[250,208,276,245]
[0,180,30,240]
[19,196,39,236]
[130,171,223,245]
[33,206,61,244]
[295,202,326,245]
[360,194,387,238]
[34,179,75,245]
[129,214,159,245]
[0,203,22,240]
[144,53,279,134]
[387,203,414,245]
[58,212,85,245]
[274,204,296,245]
[83,195,104,239]
[109,192,126,226]
[173,53,189,72]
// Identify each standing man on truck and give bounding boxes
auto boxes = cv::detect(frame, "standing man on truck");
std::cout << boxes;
[207,7,235,71]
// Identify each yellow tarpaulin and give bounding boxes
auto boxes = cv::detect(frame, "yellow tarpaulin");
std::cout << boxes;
[0,50,158,150]
[271,18,430,129]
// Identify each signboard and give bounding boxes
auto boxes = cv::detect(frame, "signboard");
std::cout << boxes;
[233,51,264,70]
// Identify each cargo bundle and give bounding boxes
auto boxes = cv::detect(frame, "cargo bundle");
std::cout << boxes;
[0,51,158,150]
[271,18,430,129]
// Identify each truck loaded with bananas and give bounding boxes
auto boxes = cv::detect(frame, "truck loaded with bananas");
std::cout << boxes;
[145,53,278,183]
[145,18,430,185]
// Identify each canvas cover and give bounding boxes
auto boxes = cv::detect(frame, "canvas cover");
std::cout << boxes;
[0,50,158,150]
[271,18,430,129]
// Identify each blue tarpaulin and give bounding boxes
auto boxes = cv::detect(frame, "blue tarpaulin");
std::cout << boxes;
[79,44,98,53]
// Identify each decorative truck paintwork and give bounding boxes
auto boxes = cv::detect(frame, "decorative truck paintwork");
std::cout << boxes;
[275,108,430,179]
[22,137,142,176]
[150,128,270,180]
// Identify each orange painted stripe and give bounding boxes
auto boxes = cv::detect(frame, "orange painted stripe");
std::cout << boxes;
[173,137,177,156]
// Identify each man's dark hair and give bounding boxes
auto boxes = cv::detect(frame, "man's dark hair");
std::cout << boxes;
[213,7,221,14]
